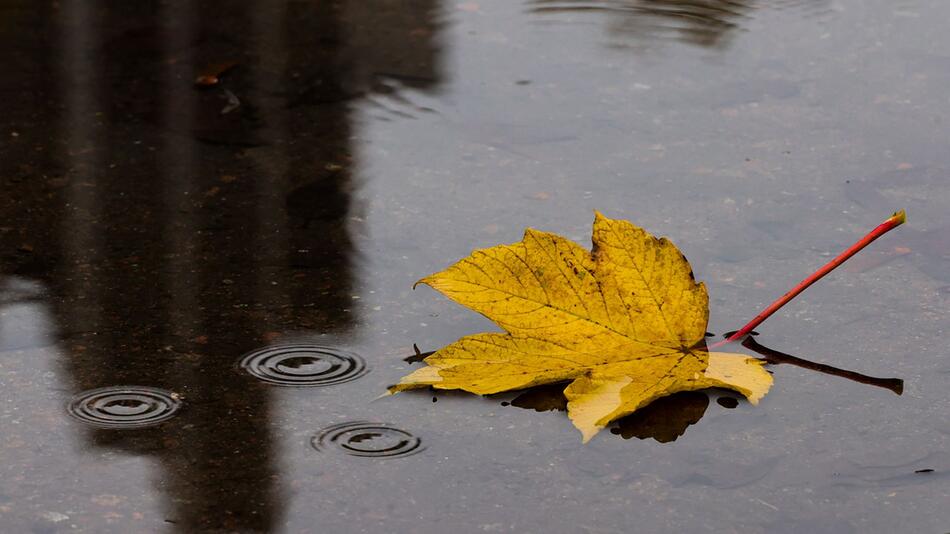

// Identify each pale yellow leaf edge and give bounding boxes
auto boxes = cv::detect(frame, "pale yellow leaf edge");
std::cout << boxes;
[387,351,773,442]
[566,352,773,442]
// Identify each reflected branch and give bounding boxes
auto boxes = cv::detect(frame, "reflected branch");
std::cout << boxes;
[739,335,903,395]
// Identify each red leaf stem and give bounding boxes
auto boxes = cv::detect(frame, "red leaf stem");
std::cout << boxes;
[709,210,906,350]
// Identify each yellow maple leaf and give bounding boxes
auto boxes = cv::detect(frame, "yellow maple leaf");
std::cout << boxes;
[390,213,772,442]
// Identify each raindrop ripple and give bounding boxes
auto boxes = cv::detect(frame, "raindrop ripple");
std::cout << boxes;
[67,386,182,429]
[240,344,369,387]
[311,421,425,459]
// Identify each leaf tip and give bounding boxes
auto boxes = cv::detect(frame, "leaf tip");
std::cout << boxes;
[579,426,600,443]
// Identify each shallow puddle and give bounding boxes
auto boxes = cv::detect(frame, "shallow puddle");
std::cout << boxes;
[1,0,948,532]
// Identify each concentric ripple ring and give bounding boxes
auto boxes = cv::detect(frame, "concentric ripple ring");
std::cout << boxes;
[67,386,182,429]
[311,421,425,459]
[239,344,369,387]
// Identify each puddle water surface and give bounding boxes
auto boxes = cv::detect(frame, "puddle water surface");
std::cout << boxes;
[0,0,947,532]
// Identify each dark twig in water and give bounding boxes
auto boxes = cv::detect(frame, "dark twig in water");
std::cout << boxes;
[738,334,903,395]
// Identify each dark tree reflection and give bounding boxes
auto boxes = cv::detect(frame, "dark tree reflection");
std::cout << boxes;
[0,0,443,531]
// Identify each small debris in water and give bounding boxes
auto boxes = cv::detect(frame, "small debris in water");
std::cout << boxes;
[220,89,241,114]
[195,60,238,87]
[404,343,434,364]
[40,511,69,523]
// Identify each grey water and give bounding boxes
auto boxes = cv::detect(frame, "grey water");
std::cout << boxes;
[1,0,948,532]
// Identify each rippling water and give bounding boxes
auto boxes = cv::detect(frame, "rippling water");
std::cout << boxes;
[240,345,369,387]
[67,386,182,429]
[311,421,425,459]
